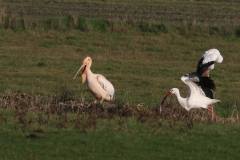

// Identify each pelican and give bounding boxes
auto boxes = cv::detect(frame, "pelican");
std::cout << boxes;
[198,49,223,77]
[73,57,115,104]
[162,58,221,121]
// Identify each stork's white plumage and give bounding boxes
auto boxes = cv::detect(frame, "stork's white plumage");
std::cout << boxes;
[73,57,115,104]
[162,80,220,121]
[198,49,223,77]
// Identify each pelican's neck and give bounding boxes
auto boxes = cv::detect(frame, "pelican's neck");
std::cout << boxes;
[88,60,92,69]
[85,65,94,76]
[173,90,189,111]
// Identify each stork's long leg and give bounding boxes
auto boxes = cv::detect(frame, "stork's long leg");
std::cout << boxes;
[206,68,210,77]
[206,106,214,121]
[208,106,213,109]
[94,99,98,104]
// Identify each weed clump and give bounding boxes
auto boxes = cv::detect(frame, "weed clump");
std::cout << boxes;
[0,90,238,138]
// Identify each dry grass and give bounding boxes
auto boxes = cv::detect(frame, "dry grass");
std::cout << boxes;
[1,91,239,126]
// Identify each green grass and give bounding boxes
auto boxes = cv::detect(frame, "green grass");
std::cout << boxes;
[0,28,240,118]
[2,125,240,159]
[2,0,240,26]
[0,1,240,159]
[0,109,240,160]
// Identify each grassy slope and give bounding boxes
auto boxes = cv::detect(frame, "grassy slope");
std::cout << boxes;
[0,29,239,117]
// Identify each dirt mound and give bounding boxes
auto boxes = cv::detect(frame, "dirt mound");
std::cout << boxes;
[0,91,239,124]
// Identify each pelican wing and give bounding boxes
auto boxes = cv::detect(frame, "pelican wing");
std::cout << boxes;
[94,74,115,101]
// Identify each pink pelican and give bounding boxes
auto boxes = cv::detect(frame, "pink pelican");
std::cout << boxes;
[162,60,221,121]
[198,49,223,77]
[73,57,115,104]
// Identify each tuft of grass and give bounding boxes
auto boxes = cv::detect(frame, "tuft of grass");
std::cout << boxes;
[235,27,240,37]
[37,62,46,67]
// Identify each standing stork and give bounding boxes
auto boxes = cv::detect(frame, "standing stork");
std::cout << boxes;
[162,80,220,121]
[73,57,115,104]
[162,56,221,121]
[198,49,223,77]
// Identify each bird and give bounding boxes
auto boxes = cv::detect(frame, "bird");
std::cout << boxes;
[72,57,115,104]
[162,80,220,121]
[198,49,223,77]
[162,55,221,121]
[178,48,223,91]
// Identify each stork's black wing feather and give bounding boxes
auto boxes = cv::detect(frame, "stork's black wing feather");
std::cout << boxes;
[186,72,200,82]
[195,77,216,91]
[200,86,214,99]
[197,57,215,76]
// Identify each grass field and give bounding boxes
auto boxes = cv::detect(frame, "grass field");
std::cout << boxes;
[0,102,240,160]
[2,0,240,25]
[0,0,240,159]
[0,29,239,116]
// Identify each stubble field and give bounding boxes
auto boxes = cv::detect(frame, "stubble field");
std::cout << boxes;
[2,0,240,25]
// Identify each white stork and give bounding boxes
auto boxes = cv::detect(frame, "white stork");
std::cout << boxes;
[73,57,115,104]
[198,49,223,77]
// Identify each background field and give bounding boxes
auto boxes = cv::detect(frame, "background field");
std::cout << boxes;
[0,27,239,116]
[1,0,240,159]
[2,0,240,25]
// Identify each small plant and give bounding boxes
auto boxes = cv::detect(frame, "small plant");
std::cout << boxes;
[37,62,46,67]
[235,27,240,37]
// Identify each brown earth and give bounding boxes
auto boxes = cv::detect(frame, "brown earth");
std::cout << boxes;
[1,91,239,124]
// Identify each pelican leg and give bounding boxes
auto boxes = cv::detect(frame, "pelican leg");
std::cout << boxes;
[206,106,214,122]
[206,69,210,77]
[94,99,98,104]
[100,98,104,104]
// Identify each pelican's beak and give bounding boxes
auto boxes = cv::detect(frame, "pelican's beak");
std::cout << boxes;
[161,92,172,105]
[73,63,87,84]
[81,66,86,84]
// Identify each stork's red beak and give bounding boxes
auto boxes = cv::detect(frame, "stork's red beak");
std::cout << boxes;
[161,92,172,105]
[162,92,172,99]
